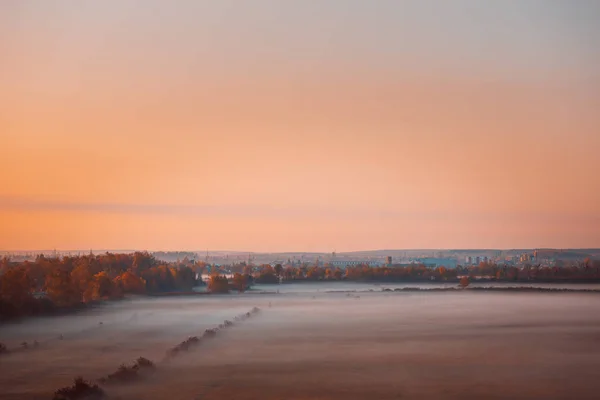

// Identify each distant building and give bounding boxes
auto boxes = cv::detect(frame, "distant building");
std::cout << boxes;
[519,253,535,263]
[269,260,285,267]
[414,258,458,269]
[330,260,381,268]
[386,256,392,266]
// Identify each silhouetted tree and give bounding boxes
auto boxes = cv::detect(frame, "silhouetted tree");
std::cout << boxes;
[274,263,283,278]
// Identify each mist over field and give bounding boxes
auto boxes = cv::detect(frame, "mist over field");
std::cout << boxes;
[2,285,600,400]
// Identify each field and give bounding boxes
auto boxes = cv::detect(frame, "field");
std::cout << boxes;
[1,284,600,399]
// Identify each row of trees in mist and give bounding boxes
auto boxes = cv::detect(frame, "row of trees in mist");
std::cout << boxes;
[204,259,600,294]
[460,259,600,282]
[0,252,197,320]
[236,260,600,285]
[206,273,253,293]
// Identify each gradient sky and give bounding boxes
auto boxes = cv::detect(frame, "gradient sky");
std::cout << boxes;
[1,0,599,251]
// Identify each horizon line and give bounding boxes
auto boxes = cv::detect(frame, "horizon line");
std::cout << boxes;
[2,247,599,255]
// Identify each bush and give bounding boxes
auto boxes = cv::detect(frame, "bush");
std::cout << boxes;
[0,342,8,354]
[218,319,235,329]
[165,307,261,361]
[202,328,217,338]
[98,357,156,385]
[53,377,105,400]
[135,357,155,370]
[99,365,138,384]
[167,336,201,357]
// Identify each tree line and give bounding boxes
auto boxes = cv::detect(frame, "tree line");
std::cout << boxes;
[213,259,600,289]
[0,252,197,320]
[3,253,599,318]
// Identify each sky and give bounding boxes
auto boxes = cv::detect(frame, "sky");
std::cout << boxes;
[1,0,599,252]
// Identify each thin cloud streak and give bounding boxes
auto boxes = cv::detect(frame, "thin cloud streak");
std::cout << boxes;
[2,196,598,226]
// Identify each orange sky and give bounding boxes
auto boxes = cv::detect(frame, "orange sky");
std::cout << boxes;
[1,1,599,251]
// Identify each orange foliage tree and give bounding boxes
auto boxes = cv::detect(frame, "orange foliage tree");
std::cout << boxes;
[208,274,230,293]
[114,271,146,294]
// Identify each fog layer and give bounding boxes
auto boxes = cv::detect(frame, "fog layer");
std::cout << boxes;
[1,288,599,399]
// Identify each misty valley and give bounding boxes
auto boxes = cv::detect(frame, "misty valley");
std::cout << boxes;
[2,285,600,400]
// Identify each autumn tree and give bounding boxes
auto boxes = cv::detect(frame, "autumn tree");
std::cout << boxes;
[255,265,278,284]
[170,266,196,291]
[132,251,155,275]
[70,263,94,296]
[282,266,295,281]
[274,264,283,278]
[0,266,35,317]
[333,268,344,280]
[437,266,447,278]
[0,256,10,272]
[45,268,82,307]
[114,271,146,294]
[142,265,175,293]
[87,272,121,300]
[306,266,324,281]
[207,274,229,293]
[0,267,33,303]
[242,265,253,276]
[231,273,250,292]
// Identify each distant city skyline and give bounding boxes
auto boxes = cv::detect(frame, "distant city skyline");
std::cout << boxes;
[1,1,599,251]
